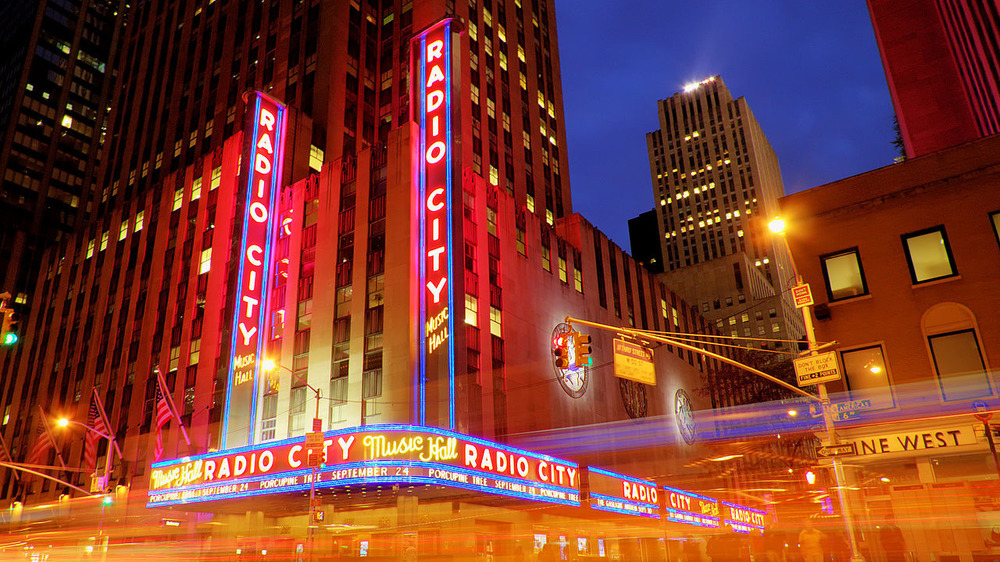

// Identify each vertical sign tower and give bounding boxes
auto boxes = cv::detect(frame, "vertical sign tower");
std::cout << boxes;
[413,19,460,429]
[222,91,288,449]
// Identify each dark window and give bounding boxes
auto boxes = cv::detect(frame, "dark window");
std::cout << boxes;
[928,329,990,401]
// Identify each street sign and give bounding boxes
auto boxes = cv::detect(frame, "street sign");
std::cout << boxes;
[816,443,857,458]
[793,351,841,386]
[792,284,814,308]
[831,399,872,412]
[313,418,323,432]
[305,431,324,449]
[612,339,656,385]
[832,411,859,422]
[307,452,322,467]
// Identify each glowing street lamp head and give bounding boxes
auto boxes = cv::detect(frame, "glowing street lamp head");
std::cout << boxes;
[262,359,276,372]
[57,418,69,427]
[768,217,786,234]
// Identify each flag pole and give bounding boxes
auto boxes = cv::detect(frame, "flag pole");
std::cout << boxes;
[0,430,21,482]
[153,365,193,449]
[37,406,68,471]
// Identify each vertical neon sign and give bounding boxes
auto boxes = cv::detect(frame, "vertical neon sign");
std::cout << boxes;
[414,19,457,429]
[221,91,287,449]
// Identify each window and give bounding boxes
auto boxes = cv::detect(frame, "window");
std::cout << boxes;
[991,210,1000,250]
[929,330,989,401]
[199,248,212,274]
[465,294,478,326]
[821,248,868,301]
[841,345,894,410]
[922,302,991,401]
[489,307,502,337]
[901,226,956,283]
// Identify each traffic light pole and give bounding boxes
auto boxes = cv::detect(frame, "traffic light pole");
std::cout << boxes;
[563,315,865,561]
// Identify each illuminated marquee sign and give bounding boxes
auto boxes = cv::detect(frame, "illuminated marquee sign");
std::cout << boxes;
[663,485,720,528]
[587,467,659,519]
[414,18,458,428]
[222,91,287,449]
[722,501,767,533]
[148,425,580,508]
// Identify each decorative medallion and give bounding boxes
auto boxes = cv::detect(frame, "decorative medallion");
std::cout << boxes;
[674,389,696,445]
[619,379,647,419]
[551,323,589,398]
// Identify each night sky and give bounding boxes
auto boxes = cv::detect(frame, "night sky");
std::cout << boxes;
[555,1,898,248]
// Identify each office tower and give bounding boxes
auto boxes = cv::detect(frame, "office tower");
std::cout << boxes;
[96,0,571,227]
[643,76,803,350]
[0,0,737,512]
[867,0,1000,158]
[627,209,663,274]
[0,0,125,305]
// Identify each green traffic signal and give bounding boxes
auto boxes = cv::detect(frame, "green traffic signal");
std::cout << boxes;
[2,333,16,346]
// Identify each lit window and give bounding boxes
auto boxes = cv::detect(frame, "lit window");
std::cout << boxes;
[210,166,222,190]
[821,248,868,301]
[309,145,325,172]
[192,177,202,200]
[86,239,95,259]
[199,248,212,275]
[558,257,568,283]
[118,221,128,241]
[574,267,583,293]
[489,307,502,337]
[841,345,894,410]
[61,115,73,128]
[541,245,551,272]
[173,188,184,211]
[100,231,108,251]
[465,294,478,326]
[135,211,144,231]
[901,226,956,283]
[771,323,780,333]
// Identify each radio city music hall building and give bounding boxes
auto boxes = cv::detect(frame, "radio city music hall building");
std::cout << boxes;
[0,5,786,558]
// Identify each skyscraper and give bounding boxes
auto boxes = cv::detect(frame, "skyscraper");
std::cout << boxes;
[0,0,125,306]
[867,0,1000,158]
[641,76,803,350]
[95,0,571,227]
[0,0,734,512]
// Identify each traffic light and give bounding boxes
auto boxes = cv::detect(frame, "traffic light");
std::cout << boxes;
[552,335,570,369]
[1,309,17,346]
[574,332,592,366]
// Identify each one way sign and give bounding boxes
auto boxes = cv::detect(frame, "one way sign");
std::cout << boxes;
[816,443,857,458]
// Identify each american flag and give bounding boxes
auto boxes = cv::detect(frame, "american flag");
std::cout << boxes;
[24,419,53,466]
[84,396,111,472]
[153,379,174,461]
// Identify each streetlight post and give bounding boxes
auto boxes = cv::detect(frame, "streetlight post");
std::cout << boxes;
[57,417,122,562]
[56,418,122,490]
[262,360,323,561]
[770,218,865,562]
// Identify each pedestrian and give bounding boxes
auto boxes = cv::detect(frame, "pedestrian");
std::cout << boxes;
[798,516,826,562]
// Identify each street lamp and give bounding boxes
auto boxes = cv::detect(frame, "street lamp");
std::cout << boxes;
[769,217,865,562]
[261,359,323,561]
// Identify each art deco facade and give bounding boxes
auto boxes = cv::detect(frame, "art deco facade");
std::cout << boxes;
[641,76,803,351]
[867,0,1000,158]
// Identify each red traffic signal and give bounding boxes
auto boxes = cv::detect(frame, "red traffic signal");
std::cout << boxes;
[553,335,570,369]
